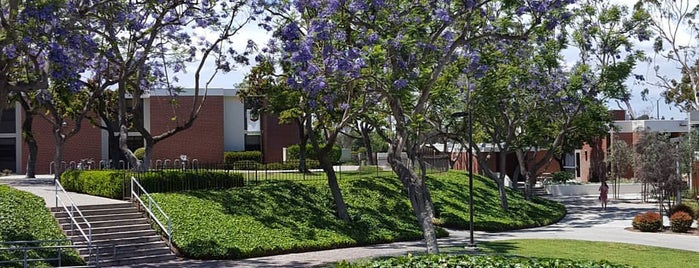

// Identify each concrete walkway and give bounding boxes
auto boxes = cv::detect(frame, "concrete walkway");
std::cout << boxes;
[0,175,128,207]
[2,175,698,267]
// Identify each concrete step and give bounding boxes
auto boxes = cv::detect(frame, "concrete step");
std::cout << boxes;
[51,203,132,213]
[74,235,165,247]
[78,241,170,256]
[56,212,144,224]
[54,202,175,266]
[84,245,173,259]
[54,207,139,218]
[60,218,148,229]
[87,253,176,267]
[71,229,158,242]
[65,223,152,236]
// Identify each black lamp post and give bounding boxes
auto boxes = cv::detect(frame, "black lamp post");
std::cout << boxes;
[451,90,476,249]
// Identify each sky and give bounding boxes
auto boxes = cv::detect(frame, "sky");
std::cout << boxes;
[178,1,696,121]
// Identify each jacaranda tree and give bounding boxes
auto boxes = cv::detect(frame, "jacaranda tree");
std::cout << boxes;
[268,0,574,253]
[81,0,258,171]
[1,0,101,179]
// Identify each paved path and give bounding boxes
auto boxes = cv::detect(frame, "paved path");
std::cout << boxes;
[2,175,698,267]
[0,175,128,207]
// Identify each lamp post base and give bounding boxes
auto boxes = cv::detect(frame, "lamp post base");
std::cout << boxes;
[464,243,478,251]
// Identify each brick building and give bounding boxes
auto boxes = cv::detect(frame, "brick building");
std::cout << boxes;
[0,88,299,175]
[443,110,693,184]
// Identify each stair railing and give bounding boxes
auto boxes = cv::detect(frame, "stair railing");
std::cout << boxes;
[130,176,173,248]
[54,179,94,264]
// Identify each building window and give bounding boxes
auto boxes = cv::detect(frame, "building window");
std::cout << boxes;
[0,108,16,133]
[245,135,261,151]
[0,138,15,172]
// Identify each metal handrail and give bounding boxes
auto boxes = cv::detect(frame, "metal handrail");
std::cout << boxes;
[130,176,172,247]
[0,241,103,267]
[54,179,93,262]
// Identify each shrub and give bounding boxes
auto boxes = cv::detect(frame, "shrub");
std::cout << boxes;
[632,211,662,232]
[134,147,146,160]
[549,171,573,184]
[0,185,84,266]
[61,170,245,198]
[669,203,695,219]
[670,211,693,233]
[287,144,341,163]
[224,151,262,164]
[229,160,262,170]
[134,171,245,193]
[61,170,126,199]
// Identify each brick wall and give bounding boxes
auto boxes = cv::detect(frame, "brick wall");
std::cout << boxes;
[261,115,300,163]
[22,115,102,174]
[148,96,224,164]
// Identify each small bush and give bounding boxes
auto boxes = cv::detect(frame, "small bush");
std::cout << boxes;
[224,151,262,164]
[0,185,84,266]
[61,170,245,198]
[549,171,573,184]
[61,170,126,199]
[287,144,341,163]
[134,147,146,160]
[670,211,693,233]
[669,203,695,219]
[632,211,662,232]
[135,171,245,193]
[229,160,263,170]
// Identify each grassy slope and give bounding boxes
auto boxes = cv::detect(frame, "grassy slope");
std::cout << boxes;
[478,239,699,268]
[152,171,566,259]
[431,171,566,231]
[0,185,83,267]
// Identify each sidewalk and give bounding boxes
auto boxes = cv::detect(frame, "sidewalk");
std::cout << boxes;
[0,174,128,207]
[2,175,697,267]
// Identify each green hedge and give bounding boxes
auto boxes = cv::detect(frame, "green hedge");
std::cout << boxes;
[61,170,125,199]
[287,144,341,163]
[61,170,244,199]
[336,254,631,268]
[224,151,262,164]
[0,185,84,267]
[227,159,321,170]
[135,171,244,193]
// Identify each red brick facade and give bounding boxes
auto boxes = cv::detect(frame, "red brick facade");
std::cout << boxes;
[148,96,224,164]
[22,115,103,174]
[261,115,300,163]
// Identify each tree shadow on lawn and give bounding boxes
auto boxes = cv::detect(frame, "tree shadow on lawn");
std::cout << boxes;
[431,178,564,231]
[181,177,425,244]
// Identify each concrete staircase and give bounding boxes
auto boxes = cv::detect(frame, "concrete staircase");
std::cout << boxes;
[52,203,176,267]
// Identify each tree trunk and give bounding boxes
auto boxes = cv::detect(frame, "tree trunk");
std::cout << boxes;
[296,117,310,173]
[19,100,37,178]
[52,126,65,181]
[360,123,376,165]
[496,150,509,209]
[319,154,350,222]
[388,146,439,253]
[22,112,37,178]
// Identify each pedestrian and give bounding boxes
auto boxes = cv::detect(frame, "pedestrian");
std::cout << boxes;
[599,181,609,210]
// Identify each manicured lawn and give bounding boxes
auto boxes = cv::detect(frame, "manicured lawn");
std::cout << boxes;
[151,171,566,259]
[430,171,565,231]
[0,185,83,267]
[472,239,699,268]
